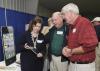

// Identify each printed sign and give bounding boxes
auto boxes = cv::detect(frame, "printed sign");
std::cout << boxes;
[1,26,16,66]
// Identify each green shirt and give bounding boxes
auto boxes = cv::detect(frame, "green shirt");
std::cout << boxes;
[51,26,65,56]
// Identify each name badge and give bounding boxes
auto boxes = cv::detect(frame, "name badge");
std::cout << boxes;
[72,28,76,33]
[57,31,63,35]
[37,40,43,43]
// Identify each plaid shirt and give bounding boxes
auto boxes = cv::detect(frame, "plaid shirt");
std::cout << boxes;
[68,16,98,62]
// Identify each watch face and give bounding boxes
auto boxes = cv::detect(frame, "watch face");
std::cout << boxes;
[1,26,16,66]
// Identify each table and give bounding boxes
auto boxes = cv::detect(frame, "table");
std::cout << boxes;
[0,54,21,71]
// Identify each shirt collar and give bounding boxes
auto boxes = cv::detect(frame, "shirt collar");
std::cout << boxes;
[57,24,65,31]
[70,15,81,28]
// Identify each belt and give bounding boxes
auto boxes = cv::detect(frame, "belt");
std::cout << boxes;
[71,61,93,64]
[52,53,61,57]
[52,54,61,57]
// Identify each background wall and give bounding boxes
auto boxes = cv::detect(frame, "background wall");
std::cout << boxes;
[38,5,54,17]
[0,0,39,15]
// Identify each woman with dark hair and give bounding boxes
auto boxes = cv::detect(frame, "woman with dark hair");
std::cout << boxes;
[19,16,46,71]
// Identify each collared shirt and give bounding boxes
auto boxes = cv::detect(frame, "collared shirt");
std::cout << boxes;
[68,16,98,62]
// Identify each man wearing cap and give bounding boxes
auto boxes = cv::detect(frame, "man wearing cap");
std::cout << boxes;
[92,17,100,71]
[92,17,100,42]
[61,3,98,71]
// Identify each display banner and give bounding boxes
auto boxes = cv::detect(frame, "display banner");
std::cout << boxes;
[1,26,16,66]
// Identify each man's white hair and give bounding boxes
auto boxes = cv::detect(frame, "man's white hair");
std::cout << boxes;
[61,3,79,14]
[52,12,62,18]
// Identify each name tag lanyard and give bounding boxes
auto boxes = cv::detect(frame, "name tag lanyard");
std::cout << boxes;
[31,33,38,49]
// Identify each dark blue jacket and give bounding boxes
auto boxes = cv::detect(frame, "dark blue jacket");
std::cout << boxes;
[94,25,100,42]
[19,31,46,71]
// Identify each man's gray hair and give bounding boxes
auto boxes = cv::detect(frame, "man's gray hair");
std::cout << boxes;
[61,3,79,14]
